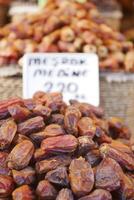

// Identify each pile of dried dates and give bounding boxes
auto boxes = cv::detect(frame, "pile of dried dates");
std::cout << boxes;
[0,0,134,71]
[0,91,134,199]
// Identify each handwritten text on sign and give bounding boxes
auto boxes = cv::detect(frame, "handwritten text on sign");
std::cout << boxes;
[23,53,99,106]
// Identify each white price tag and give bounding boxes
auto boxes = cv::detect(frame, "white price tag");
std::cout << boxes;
[23,53,99,106]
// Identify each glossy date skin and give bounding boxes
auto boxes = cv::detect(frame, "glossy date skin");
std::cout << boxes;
[78,189,112,200]
[69,157,94,197]
[41,135,78,154]
[36,155,71,174]
[100,142,134,171]
[17,116,45,136]
[56,188,74,200]
[36,180,57,200]
[12,185,34,200]
[95,158,121,191]
[8,141,34,170]
[0,119,17,150]
[0,175,14,198]
[0,91,133,199]
[45,166,69,187]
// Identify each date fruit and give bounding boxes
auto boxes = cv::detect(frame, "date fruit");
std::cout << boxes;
[43,124,65,138]
[12,185,34,200]
[95,158,121,191]
[41,135,78,154]
[36,155,71,174]
[0,119,17,150]
[69,157,94,197]
[78,117,97,138]
[78,136,96,156]
[12,167,35,186]
[56,188,74,200]
[8,140,34,170]
[18,116,45,135]
[45,166,69,187]
[64,106,81,136]
[78,189,112,200]
[36,180,57,200]
[100,143,134,170]
[8,105,32,123]
[0,91,133,199]
[0,175,14,197]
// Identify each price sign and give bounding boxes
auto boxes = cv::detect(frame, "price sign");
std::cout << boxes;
[23,53,99,106]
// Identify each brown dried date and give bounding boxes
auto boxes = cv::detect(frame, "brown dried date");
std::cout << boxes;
[0,98,23,120]
[78,136,97,156]
[100,143,134,170]
[33,105,51,120]
[0,166,11,176]
[36,155,71,174]
[0,91,134,199]
[0,152,8,167]
[95,127,112,144]
[74,102,104,118]
[41,135,78,154]
[8,105,32,123]
[12,185,34,200]
[49,114,64,125]
[77,117,97,138]
[108,117,131,140]
[45,166,69,187]
[12,167,35,186]
[13,134,30,145]
[120,173,134,200]
[30,131,46,145]
[8,140,34,170]
[0,118,12,127]
[43,124,65,138]
[0,175,14,197]
[0,119,17,150]
[64,106,81,136]
[78,189,112,200]
[33,91,46,104]
[17,116,45,135]
[0,152,10,175]
[45,92,64,113]
[69,157,94,197]
[85,149,101,167]
[95,158,121,191]
[56,188,74,200]
[34,148,49,161]
[109,140,133,155]
[36,180,57,200]
[23,99,36,111]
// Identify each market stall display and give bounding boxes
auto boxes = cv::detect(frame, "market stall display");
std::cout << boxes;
[91,0,123,31]
[0,0,11,27]
[0,0,133,71]
[0,91,134,199]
